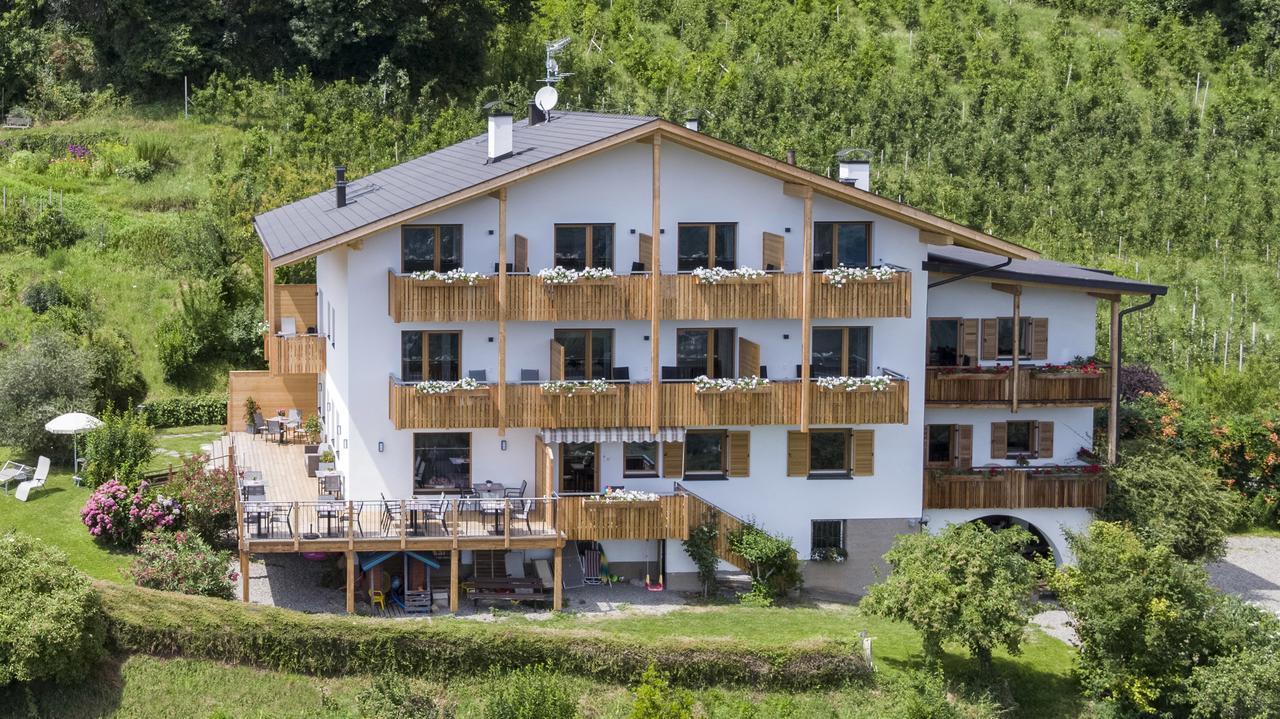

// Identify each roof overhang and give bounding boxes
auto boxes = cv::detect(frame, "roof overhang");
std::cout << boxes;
[922,259,1168,296]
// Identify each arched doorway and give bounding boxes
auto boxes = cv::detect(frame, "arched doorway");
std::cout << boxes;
[972,515,1053,561]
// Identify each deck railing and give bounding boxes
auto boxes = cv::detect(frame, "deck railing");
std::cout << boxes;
[506,274,650,321]
[678,486,750,570]
[925,367,1110,406]
[659,273,802,320]
[505,382,649,428]
[267,334,326,374]
[556,492,689,541]
[810,377,910,424]
[389,376,498,429]
[811,269,912,319]
[387,270,499,322]
[923,467,1108,509]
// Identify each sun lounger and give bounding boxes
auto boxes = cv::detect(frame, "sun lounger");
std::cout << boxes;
[15,456,50,502]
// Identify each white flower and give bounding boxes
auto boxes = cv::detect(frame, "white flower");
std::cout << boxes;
[414,377,485,394]
[537,266,616,284]
[590,489,659,502]
[540,379,614,395]
[821,265,900,287]
[691,266,768,284]
[408,268,486,285]
[692,375,771,393]
[814,375,894,392]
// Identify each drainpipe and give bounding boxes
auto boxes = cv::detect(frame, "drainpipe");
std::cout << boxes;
[1108,294,1159,463]
[927,256,1014,289]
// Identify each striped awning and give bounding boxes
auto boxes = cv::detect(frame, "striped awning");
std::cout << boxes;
[539,427,685,444]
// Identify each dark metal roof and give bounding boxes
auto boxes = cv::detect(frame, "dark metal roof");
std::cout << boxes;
[253,111,658,260]
[923,246,1167,295]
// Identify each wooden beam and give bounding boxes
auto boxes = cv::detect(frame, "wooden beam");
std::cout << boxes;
[1011,290,1021,414]
[553,545,563,611]
[991,282,1022,296]
[1108,299,1120,464]
[799,193,814,432]
[497,188,508,436]
[783,182,813,199]
[240,551,250,604]
[1089,292,1123,303]
[347,239,363,251]
[262,249,275,365]
[345,550,355,614]
[920,231,953,246]
[649,135,662,434]
[449,549,460,613]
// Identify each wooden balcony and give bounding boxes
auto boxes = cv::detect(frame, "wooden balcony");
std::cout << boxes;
[923,467,1108,509]
[557,493,689,541]
[505,382,649,428]
[659,273,802,319]
[811,270,912,319]
[925,367,1110,407]
[506,274,650,321]
[266,335,326,375]
[810,379,909,424]
[388,378,498,429]
[660,381,799,426]
[387,271,498,322]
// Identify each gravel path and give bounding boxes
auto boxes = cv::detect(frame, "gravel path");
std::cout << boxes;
[1209,535,1280,615]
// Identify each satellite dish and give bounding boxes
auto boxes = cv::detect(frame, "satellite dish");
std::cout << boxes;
[535,85,559,112]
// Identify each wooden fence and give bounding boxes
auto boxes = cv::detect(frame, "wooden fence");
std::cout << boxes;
[227,371,318,431]
[925,367,1110,406]
[267,335,326,375]
[557,494,689,541]
[659,274,802,319]
[506,275,650,321]
[387,271,499,322]
[811,271,912,319]
[923,468,1108,509]
[680,488,750,570]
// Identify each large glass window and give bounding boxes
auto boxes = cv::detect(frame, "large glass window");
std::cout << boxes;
[402,225,462,273]
[675,328,736,379]
[811,327,871,377]
[413,433,470,493]
[1006,421,1034,456]
[554,224,614,271]
[811,520,845,553]
[928,318,961,366]
[813,222,871,270]
[926,425,954,466]
[677,223,737,271]
[624,442,659,477]
[997,317,1033,359]
[684,431,726,476]
[809,431,850,476]
[554,329,613,381]
[401,331,461,382]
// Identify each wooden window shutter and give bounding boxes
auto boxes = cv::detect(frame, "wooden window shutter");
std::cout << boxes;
[549,340,565,381]
[956,425,973,467]
[513,234,528,273]
[726,431,750,477]
[851,430,875,476]
[661,442,684,478]
[1030,318,1049,360]
[786,431,809,476]
[990,422,1007,459]
[738,338,761,377]
[961,319,979,365]
[638,233,653,272]
[980,319,998,360]
[1037,421,1054,459]
[762,232,785,271]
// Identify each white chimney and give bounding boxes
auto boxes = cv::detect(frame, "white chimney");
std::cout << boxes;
[836,149,873,191]
[487,112,513,162]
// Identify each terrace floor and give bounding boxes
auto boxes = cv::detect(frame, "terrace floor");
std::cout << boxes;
[211,432,310,503]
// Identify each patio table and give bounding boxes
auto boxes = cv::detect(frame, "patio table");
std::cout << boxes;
[316,499,340,537]
[404,498,441,536]
[480,498,507,534]
[243,502,271,538]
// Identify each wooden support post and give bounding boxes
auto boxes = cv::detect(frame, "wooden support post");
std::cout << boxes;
[345,550,355,614]
[399,499,407,550]
[262,249,275,369]
[649,135,662,433]
[1108,298,1120,464]
[553,545,563,610]
[240,550,249,603]
[497,188,508,436]
[799,191,814,431]
[503,500,511,548]
[449,549,460,613]
[1011,287,1022,414]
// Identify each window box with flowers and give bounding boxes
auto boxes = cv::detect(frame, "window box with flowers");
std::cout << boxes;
[936,365,1011,381]
[819,265,902,286]
[810,547,848,563]
[586,488,660,503]
[814,375,894,392]
[414,377,489,396]
[692,375,771,393]
[691,267,769,285]
[1030,359,1104,380]
[407,269,489,286]
[540,379,617,396]
[537,266,617,285]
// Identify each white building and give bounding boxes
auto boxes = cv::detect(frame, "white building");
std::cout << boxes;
[236,110,1164,611]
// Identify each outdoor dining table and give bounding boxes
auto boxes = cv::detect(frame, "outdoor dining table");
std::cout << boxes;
[243,502,271,538]
[316,496,340,536]
[404,498,444,536]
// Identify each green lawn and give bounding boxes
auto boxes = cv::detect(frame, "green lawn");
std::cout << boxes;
[0,470,132,581]
[1234,526,1280,539]
[147,425,224,471]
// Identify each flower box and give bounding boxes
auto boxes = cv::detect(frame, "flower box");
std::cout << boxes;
[414,378,488,395]
[692,375,771,393]
[691,267,769,285]
[819,266,902,286]
[537,267,617,285]
[407,269,489,286]
[694,275,769,285]
[1030,371,1102,380]
[814,375,894,392]
[937,370,1010,381]
[540,380,617,396]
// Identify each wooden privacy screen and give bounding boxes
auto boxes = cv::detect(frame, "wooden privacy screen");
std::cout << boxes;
[549,340,565,381]
[762,232,784,271]
[662,441,684,478]
[638,233,653,271]
[227,371,317,430]
[738,338,761,377]
[514,234,529,273]
[960,318,979,364]
[274,284,318,332]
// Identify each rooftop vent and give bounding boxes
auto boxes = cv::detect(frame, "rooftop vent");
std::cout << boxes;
[836,148,873,190]
[335,166,347,208]
[487,111,513,163]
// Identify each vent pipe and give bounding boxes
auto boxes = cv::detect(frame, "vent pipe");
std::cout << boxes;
[785,149,796,166]
[836,148,873,190]
[487,112,513,162]
[335,166,347,208]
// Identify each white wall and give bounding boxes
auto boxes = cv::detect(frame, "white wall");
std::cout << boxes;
[923,508,1092,564]
[924,406,1097,466]
[926,280,1098,364]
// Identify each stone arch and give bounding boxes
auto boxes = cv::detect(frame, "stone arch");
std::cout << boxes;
[971,514,1058,563]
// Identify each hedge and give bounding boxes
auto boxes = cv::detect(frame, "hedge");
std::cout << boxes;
[96,583,868,690]
[136,396,226,428]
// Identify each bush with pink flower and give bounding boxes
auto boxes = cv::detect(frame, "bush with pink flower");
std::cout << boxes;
[80,479,182,547]
[129,531,237,599]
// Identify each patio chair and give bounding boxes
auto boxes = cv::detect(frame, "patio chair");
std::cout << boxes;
[380,493,404,536]
[520,369,539,383]
[0,460,31,494]
[582,548,602,585]
[253,412,269,440]
[278,316,297,337]
[268,503,293,538]
[468,369,487,382]
[14,457,50,502]
[338,501,363,537]
[503,479,528,498]
[612,366,630,381]
[511,499,534,535]
[426,493,450,534]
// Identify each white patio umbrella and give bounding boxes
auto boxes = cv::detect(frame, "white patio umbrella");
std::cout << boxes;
[45,412,103,478]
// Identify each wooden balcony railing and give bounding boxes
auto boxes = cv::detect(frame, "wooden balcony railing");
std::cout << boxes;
[387,271,498,322]
[506,274,650,321]
[679,487,749,570]
[811,270,912,319]
[810,379,909,424]
[389,377,498,429]
[659,274,802,320]
[660,381,799,426]
[557,493,689,541]
[267,335,326,375]
[923,467,1108,509]
[925,367,1110,406]
[505,382,649,428]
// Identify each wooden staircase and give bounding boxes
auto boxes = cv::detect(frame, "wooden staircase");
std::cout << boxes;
[677,486,751,571]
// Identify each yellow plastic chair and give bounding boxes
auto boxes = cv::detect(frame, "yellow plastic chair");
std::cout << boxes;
[370,589,386,611]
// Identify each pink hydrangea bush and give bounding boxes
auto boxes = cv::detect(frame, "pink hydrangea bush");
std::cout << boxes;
[80,479,182,546]
[129,531,237,599]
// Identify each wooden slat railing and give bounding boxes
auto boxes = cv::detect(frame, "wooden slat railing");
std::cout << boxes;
[925,367,1110,406]
[660,381,799,426]
[811,270,911,319]
[810,379,909,424]
[267,335,326,374]
[388,376,498,429]
[923,468,1108,509]
[659,273,802,319]
[387,270,498,322]
[505,382,649,428]
[557,493,689,541]
[506,274,650,321]
[678,486,749,570]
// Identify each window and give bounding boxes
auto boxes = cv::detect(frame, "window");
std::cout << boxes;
[811,327,871,377]
[677,223,737,271]
[996,317,1033,359]
[554,224,614,271]
[624,442,659,477]
[926,425,954,466]
[811,520,845,553]
[328,304,336,348]
[809,431,850,476]
[1006,421,1034,456]
[928,318,961,366]
[684,431,726,477]
[554,329,613,380]
[401,331,461,382]
[413,432,470,493]
[675,328,736,379]
[402,225,462,273]
[813,222,871,270]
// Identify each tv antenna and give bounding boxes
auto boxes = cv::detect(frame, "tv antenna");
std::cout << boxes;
[544,37,573,86]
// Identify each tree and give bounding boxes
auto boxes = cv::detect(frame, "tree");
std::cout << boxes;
[726,524,802,606]
[1101,446,1241,561]
[1189,644,1280,719]
[0,532,106,685]
[0,329,95,454]
[862,522,1039,670]
[81,406,156,488]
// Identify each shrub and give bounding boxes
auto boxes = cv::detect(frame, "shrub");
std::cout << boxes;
[80,479,182,546]
[862,522,1039,670]
[629,665,693,719]
[0,532,107,685]
[7,149,46,173]
[157,282,227,383]
[81,407,155,488]
[115,159,155,182]
[357,674,454,719]
[132,136,176,170]
[727,524,802,604]
[87,329,149,413]
[1189,645,1280,719]
[21,278,75,314]
[483,665,578,719]
[0,329,95,454]
[137,395,227,428]
[1119,363,1164,401]
[172,454,237,545]
[682,516,720,598]
[129,531,236,599]
[26,207,85,256]
[1101,446,1241,561]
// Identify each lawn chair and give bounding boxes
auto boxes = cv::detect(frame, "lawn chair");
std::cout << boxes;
[14,457,50,502]
[0,460,31,493]
[582,548,602,585]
